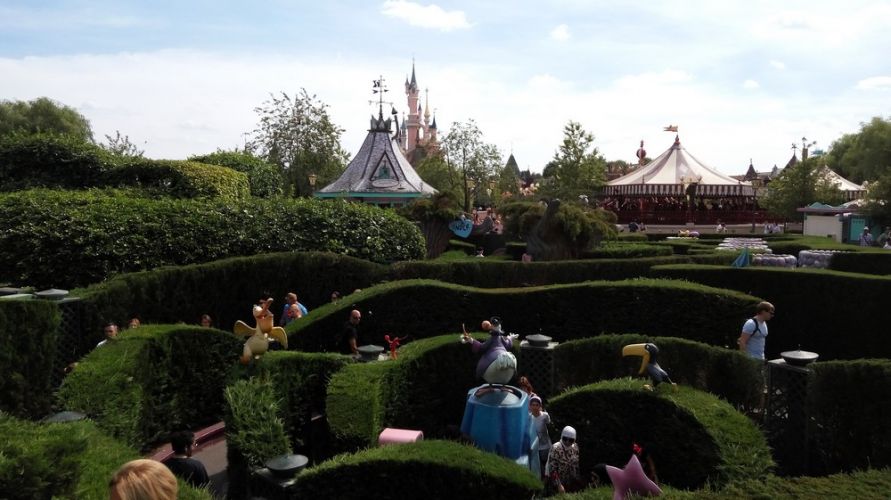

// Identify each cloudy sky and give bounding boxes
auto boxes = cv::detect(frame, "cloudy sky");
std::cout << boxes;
[2,0,890,175]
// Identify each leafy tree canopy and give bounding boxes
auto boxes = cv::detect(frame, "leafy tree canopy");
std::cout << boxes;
[100,130,144,157]
[442,119,502,210]
[190,149,283,198]
[540,121,606,200]
[761,157,845,221]
[0,97,93,142]
[826,116,891,184]
[246,89,348,197]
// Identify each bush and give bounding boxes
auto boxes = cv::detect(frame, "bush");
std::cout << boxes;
[326,335,485,449]
[189,150,283,198]
[104,158,250,200]
[0,133,115,191]
[828,251,891,275]
[57,325,242,449]
[289,440,542,499]
[547,379,772,489]
[0,413,210,500]
[288,279,759,353]
[651,264,891,360]
[0,190,422,288]
[74,252,386,346]
[807,359,891,474]
[581,243,673,259]
[554,334,763,408]
[223,377,291,500]
[0,299,61,419]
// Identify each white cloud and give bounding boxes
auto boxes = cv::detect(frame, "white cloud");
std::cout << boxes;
[856,76,891,90]
[769,60,785,70]
[550,24,571,41]
[380,1,471,31]
[743,79,760,89]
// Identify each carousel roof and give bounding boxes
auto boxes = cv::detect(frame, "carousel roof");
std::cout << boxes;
[604,136,752,197]
[819,166,866,192]
[317,110,436,198]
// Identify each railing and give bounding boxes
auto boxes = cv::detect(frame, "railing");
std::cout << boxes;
[611,209,771,225]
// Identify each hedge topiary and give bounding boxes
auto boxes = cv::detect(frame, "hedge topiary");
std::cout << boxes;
[73,252,386,349]
[553,334,762,408]
[104,158,250,200]
[0,190,422,288]
[0,413,210,500]
[388,254,733,289]
[547,379,773,489]
[0,299,61,419]
[288,279,760,353]
[651,264,891,360]
[828,251,891,275]
[57,325,242,449]
[326,335,486,450]
[223,377,291,500]
[0,133,115,191]
[807,359,891,475]
[581,243,673,259]
[189,150,283,198]
[289,440,542,499]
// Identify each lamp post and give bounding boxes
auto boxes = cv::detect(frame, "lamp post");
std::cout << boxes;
[488,179,497,206]
[467,178,476,211]
[307,173,317,196]
[750,179,761,233]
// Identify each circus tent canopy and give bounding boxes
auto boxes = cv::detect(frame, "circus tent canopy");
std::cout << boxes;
[818,166,867,200]
[604,136,753,197]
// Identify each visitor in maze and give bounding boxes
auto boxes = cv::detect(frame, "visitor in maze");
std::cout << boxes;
[97,322,119,348]
[200,314,213,328]
[339,309,362,356]
[546,425,581,494]
[738,301,774,361]
[529,395,552,479]
[164,430,209,488]
[280,292,309,325]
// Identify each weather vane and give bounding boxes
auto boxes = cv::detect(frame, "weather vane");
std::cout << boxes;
[370,75,396,115]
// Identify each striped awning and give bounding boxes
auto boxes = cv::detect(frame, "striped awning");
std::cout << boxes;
[602,183,754,197]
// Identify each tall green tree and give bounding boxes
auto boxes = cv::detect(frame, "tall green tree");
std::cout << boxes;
[246,90,348,197]
[0,97,93,142]
[826,116,891,183]
[542,121,606,200]
[100,130,144,157]
[762,157,845,221]
[864,172,891,228]
[441,119,502,211]
[415,154,462,201]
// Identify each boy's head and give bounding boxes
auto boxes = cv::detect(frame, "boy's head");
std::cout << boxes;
[170,430,195,455]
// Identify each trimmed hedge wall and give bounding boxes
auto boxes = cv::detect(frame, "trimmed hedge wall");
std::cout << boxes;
[0,413,210,500]
[582,243,673,259]
[651,264,891,360]
[828,251,891,275]
[288,279,760,352]
[326,335,485,449]
[57,325,242,449]
[388,254,735,288]
[0,190,423,288]
[807,359,891,474]
[74,252,386,348]
[0,299,61,419]
[553,334,762,408]
[104,158,250,200]
[189,151,283,198]
[547,379,772,489]
[0,134,249,199]
[289,440,542,499]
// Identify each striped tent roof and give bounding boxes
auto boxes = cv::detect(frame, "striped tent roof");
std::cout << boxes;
[604,136,753,197]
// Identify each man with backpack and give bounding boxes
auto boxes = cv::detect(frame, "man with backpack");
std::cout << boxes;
[738,301,774,360]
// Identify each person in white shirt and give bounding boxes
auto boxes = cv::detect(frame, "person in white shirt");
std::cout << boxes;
[529,395,552,479]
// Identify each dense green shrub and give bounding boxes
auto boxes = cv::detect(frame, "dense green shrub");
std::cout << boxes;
[190,150,283,198]
[57,325,242,449]
[554,334,762,408]
[104,158,250,200]
[74,252,386,345]
[289,440,541,499]
[390,256,706,288]
[326,335,485,449]
[0,133,115,191]
[0,299,61,418]
[548,379,772,489]
[651,264,891,360]
[289,279,760,352]
[254,351,351,450]
[0,190,422,288]
[581,243,673,259]
[828,251,891,275]
[223,377,291,500]
[807,360,891,474]
[0,414,210,500]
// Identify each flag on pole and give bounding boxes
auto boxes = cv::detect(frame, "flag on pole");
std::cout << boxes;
[663,125,678,132]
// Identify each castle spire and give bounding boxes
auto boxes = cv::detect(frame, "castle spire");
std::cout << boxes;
[424,88,431,124]
[410,59,417,88]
